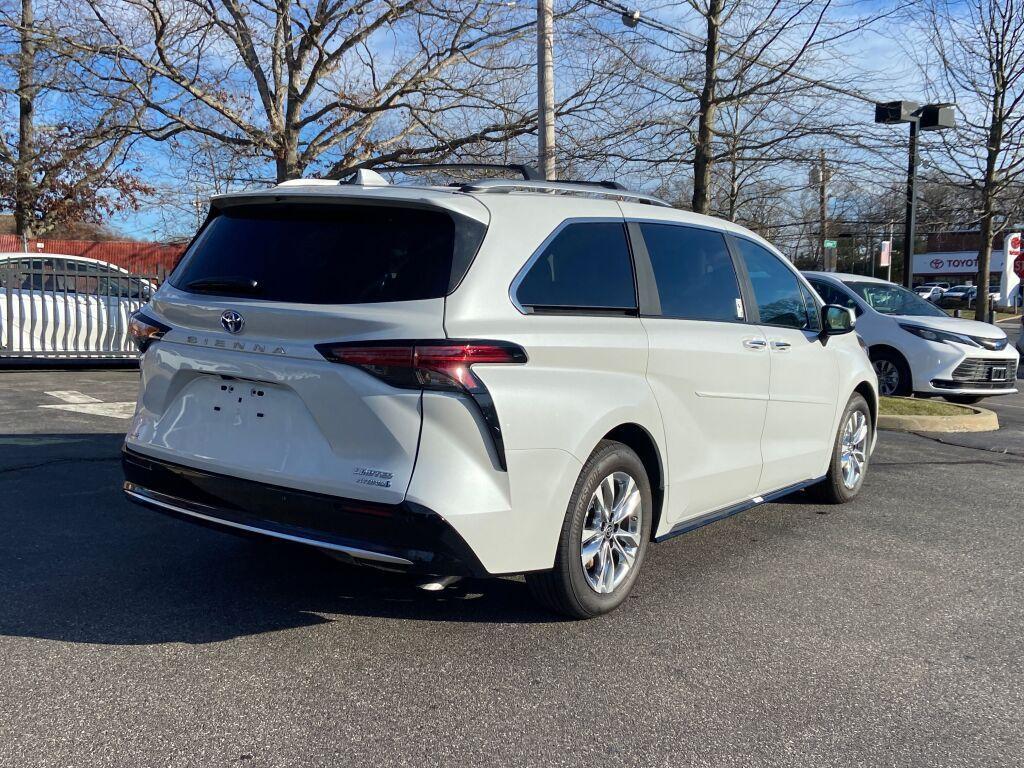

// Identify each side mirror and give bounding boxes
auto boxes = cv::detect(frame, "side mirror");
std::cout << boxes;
[821,304,856,335]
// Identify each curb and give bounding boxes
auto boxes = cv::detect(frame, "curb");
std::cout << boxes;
[878,406,999,434]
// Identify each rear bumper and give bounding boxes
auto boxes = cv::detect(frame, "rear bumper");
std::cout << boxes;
[121,447,488,577]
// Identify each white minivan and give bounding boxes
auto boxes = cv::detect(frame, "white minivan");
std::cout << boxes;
[805,272,1017,403]
[123,169,878,617]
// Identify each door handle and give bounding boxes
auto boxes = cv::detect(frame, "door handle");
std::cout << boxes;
[770,340,792,351]
[742,338,767,350]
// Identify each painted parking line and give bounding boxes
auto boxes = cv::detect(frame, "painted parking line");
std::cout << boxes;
[43,390,102,404]
[39,390,135,419]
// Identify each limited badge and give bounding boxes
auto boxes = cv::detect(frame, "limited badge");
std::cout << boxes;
[353,467,394,488]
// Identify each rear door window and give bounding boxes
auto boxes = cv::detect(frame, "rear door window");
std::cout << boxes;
[171,203,485,304]
[515,221,636,311]
[639,223,743,322]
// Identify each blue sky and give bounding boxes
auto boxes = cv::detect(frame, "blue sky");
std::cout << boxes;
[104,0,932,242]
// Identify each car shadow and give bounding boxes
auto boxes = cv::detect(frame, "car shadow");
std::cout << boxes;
[0,433,561,647]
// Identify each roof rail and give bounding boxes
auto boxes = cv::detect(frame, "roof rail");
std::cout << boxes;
[361,162,544,181]
[459,179,671,207]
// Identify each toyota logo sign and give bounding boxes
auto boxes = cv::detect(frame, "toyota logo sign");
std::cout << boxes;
[930,258,944,270]
[220,310,245,334]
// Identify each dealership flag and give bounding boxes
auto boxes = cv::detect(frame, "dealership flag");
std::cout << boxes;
[879,241,891,267]
[1000,232,1021,306]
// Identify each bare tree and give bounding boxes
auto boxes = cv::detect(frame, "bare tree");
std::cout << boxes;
[587,0,906,218]
[923,0,1024,320]
[0,0,150,237]
[72,0,615,182]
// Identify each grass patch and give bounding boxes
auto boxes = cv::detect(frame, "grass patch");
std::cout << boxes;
[942,308,1020,323]
[880,396,973,416]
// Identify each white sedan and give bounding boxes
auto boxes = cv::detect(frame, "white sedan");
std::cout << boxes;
[0,253,154,359]
[915,283,946,302]
[805,272,1018,404]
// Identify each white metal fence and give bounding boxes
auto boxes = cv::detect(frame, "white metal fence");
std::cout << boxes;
[0,257,162,361]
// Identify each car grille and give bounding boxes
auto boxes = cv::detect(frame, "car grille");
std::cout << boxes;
[931,358,1018,389]
[969,335,1008,351]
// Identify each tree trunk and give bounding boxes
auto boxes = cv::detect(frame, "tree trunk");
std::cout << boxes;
[14,0,36,239]
[275,130,301,182]
[691,0,722,214]
[975,87,1004,322]
[975,208,994,321]
[727,148,738,221]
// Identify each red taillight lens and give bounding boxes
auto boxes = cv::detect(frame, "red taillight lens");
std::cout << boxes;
[315,340,527,392]
[128,312,170,352]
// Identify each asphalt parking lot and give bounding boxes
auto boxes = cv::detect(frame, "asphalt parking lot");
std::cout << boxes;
[2,326,1023,768]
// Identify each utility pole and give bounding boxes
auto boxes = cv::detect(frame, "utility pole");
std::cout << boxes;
[537,0,556,180]
[817,149,831,270]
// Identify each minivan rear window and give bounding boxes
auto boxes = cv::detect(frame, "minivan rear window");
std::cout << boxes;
[170,203,485,304]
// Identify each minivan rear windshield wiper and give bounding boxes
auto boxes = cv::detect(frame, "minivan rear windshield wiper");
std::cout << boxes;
[184,276,261,295]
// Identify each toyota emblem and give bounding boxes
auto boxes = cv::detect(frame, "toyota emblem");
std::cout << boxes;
[220,310,245,334]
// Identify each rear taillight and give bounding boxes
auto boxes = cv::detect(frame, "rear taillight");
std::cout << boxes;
[314,340,527,393]
[315,339,527,471]
[128,312,170,352]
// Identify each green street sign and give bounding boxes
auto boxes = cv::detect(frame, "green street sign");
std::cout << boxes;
[823,239,838,249]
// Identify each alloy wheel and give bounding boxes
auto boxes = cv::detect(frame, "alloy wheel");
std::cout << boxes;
[840,410,869,489]
[580,471,642,594]
[873,359,900,396]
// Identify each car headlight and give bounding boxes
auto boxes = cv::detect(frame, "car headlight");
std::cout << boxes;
[899,323,979,347]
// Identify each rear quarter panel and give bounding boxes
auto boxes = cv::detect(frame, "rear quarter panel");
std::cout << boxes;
[440,195,670,558]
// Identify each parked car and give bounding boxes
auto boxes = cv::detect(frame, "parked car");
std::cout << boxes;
[938,284,976,308]
[805,272,1018,403]
[122,169,878,618]
[0,253,154,358]
[915,283,945,302]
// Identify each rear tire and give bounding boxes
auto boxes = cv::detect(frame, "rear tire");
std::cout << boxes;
[943,395,984,405]
[526,440,652,619]
[808,393,872,504]
[870,348,911,396]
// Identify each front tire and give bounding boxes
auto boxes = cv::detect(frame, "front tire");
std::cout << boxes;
[809,393,872,504]
[526,440,652,619]
[870,348,911,396]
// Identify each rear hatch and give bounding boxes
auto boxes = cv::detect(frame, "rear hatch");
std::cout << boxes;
[127,191,489,504]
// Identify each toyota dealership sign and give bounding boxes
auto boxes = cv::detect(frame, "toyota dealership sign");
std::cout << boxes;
[913,250,1007,275]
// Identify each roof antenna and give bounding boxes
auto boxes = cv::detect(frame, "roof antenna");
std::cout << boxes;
[341,169,389,187]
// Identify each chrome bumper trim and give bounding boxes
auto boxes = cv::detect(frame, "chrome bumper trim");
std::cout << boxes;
[124,487,415,567]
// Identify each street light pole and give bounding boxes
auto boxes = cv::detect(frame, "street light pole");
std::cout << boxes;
[902,119,919,289]
[875,100,955,289]
[537,0,556,180]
